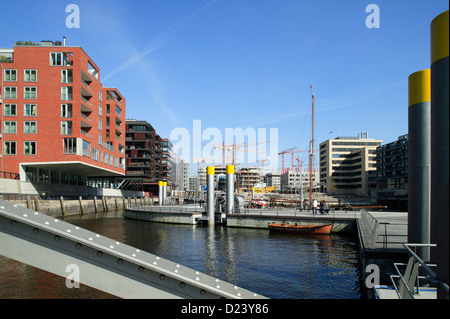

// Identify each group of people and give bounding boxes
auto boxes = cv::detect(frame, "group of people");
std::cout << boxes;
[312,199,329,215]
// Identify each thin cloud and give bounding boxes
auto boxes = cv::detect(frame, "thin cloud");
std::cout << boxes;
[102,0,218,82]
[253,79,406,128]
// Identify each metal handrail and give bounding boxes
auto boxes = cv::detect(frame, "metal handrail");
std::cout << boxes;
[0,171,20,180]
[403,244,449,295]
[127,204,207,214]
[390,243,449,299]
[403,244,438,278]
[361,210,379,246]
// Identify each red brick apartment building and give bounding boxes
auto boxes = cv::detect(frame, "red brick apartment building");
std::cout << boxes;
[125,120,174,197]
[0,40,126,195]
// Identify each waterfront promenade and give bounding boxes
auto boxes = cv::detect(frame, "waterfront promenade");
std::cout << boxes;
[358,211,408,252]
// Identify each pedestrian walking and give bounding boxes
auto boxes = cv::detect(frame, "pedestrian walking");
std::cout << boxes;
[323,201,329,215]
[312,199,317,214]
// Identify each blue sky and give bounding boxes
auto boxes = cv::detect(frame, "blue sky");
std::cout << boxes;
[1,0,448,173]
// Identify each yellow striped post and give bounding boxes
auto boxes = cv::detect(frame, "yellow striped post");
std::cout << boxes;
[430,10,449,298]
[408,69,431,261]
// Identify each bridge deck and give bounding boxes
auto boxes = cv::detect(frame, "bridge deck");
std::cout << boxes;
[0,199,265,299]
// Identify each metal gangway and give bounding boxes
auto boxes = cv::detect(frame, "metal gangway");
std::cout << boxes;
[374,243,449,299]
[0,199,265,299]
[390,244,449,299]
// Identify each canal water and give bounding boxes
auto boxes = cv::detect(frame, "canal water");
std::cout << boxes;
[0,210,361,299]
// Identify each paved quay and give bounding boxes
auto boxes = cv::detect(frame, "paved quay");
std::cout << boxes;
[358,211,408,252]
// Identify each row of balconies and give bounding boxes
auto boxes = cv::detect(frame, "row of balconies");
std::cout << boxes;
[375,156,407,167]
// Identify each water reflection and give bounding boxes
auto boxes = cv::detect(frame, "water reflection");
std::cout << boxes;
[0,210,360,299]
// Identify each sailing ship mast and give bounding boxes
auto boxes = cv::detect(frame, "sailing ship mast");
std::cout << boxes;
[309,84,314,204]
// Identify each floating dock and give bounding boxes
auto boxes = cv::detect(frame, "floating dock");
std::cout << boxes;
[124,205,358,233]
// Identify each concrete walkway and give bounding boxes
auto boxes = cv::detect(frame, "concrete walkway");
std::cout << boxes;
[360,211,408,253]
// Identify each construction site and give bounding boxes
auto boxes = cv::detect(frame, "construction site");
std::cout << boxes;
[179,89,383,212]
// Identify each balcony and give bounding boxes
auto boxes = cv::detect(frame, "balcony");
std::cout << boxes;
[81,70,93,91]
[115,128,122,141]
[115,116,122,129]
[81,85,92,99]
[87,61,99,81]
[81,95,92,107]
[126,169,152,177]
[0,49,14,63]
[100,140,114,152]
[80,129,92,139]
[80,112,92,123]
[107,93,122,106]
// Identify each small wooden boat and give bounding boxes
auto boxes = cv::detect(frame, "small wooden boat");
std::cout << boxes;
[268,222,333,235]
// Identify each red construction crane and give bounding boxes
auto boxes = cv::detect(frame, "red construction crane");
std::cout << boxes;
[278,148,297,173]
[256,159,269,173]
[213,142,265,167]
[289,150,312,170]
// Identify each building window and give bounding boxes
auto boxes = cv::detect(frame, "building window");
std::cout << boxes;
[4,121,16,134]
[51,171,60,184]
[38,169,49,183]
[99,119,102,131]
[24,121,37,134]
[24,104,37,116]
[78,176,85,186]
[25,167,37,182]
[4,141,16,155]
[61,69,73,83]
[50,52,71,66]
[61,172,69,184]
[24,70,37,82]
[70,174,77,186]
[61,121,72,135]
[61,104,72,118]
[24,141,36,155]
[116,105,122,117]
[4,87,17,99]
[63,138,77,154]
[82,140,91,158]
[4,69,17,82]
[92,147,99,161]
[99,104,102,117]
[61,87,72,101]
[99,90,102,102]
[4,104,16,116]
[24,87,37,99]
